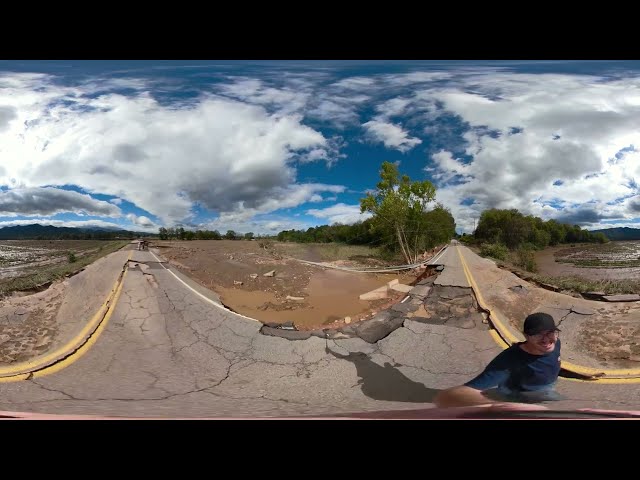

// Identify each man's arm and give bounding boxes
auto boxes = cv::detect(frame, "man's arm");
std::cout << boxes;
[434,385,494,408]
[434,362,510,408]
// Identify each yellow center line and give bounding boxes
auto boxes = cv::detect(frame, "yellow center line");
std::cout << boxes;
[0,251,132,382]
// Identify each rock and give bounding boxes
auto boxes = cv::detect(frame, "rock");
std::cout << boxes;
[249,274,258,279]
[286,296,305,301]
[15,307,28,315]
[344,316,351,324]
[509,285,528,295]
[263,270,276,277]
[234,280,243,285]
[436,265,444,271]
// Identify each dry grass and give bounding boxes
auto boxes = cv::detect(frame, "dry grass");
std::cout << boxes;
[0,241,128,298]
[532,274,640,295]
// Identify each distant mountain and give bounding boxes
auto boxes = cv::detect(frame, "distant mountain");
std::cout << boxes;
[0,224,152,240]
[590,227,640,241]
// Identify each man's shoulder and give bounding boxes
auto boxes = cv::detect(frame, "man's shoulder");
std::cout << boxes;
[490,343,524,364]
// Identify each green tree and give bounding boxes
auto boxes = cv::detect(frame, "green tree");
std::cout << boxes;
[360,161,438,264]
[244,232,254,240]
[225,230,237,240]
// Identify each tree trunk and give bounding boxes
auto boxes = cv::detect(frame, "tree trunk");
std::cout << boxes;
[396,226,411,265]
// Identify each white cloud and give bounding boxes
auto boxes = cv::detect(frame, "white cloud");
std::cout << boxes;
[217,78,310,114]
[376,97,412,118]
[0,187,121,217]
[110,198,123,205]
[414,72,640,232]
[0,74,344,228]
[306,203,372,225]
[0,218,125,230]
[331,77,376,89]
[126,213,156,228]
[362,120,422,152]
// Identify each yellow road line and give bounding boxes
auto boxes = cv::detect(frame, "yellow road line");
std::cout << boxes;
[456,246,640,384]
[0,251,131,381]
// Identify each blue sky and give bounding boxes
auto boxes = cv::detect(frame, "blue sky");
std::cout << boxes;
[0,60,639,234]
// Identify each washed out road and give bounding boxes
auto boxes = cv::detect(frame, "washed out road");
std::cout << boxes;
[0,242,638,417]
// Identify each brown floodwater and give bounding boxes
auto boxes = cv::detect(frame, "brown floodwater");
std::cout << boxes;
[216,269,412,327]
[534,241,640,280]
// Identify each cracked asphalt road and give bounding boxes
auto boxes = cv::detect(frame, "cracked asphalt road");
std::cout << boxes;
[1,243,639,417]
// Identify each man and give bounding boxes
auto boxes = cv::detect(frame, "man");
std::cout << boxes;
[434,312,563,408]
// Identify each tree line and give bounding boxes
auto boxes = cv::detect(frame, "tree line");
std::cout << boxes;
[466,208,608,249]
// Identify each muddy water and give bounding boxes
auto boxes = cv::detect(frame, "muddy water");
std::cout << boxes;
[217,269,412,327]
[534,242,640,280]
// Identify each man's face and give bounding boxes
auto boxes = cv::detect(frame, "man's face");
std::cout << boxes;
[525,330,559,354]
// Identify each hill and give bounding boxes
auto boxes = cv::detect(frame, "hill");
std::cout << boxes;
[590,227,640,241]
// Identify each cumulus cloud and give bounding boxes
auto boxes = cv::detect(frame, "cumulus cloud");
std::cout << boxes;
[306,203,372,225]
[628,197,640,213]
[0,219,125,230]
[0,74,343,227]
[413,71,640,231]
[362,120,422,152]
[126,213,156,227]
[0,187,121,217]
[0,106,17,132]
[217,78,310,115]
[4,65,640,235]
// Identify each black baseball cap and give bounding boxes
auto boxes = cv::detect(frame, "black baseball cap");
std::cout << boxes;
[523,312,560,335]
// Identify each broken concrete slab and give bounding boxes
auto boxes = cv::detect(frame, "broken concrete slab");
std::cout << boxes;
[409,284,431,298]
[263,270,276,277]
[359,285,388,301]
[387,279,399,287]
[390,284,413,293]
[411,316,447,325]
[390,302,419,314]
[260,326,312,340]
[602,294,640,302]
[570,306,596,315]
[437,286,471,300]
[448,313,485,329]
[355,312,405,343]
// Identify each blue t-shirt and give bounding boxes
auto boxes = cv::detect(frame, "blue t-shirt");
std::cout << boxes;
[465,339,561,392]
